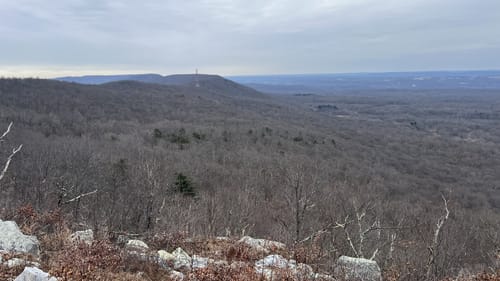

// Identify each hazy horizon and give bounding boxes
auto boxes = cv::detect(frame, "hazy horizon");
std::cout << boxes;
[1,68,500,80]
[1,0,500,77]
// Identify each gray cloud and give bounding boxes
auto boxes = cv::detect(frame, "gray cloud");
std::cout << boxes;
[0,0,499,77]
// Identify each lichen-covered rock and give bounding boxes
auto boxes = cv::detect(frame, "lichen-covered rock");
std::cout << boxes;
[5,257,26,268]
[158,250,175,261]
[0,220,39,256]
[70,229,94,245]
[254,255,318,280]
[255,254,291,270]
[169,270,184,280]
[314,273,336,281]
[192,255,209,269]
[238,236,286,254]
[172,247,192,270]
[334,256,381,281]
[14,267,57,281]
[125,239,149,251]
[255,255,290,280]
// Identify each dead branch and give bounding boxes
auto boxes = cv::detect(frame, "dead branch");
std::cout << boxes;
[425,195,450,280]
[336,215,360,258]
[0,122,13,141]
[62,189,98,204]
[1,122,23,182]
[0,144,23,182]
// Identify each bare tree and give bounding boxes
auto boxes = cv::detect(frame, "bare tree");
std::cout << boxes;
[277,159,321,243]
[335,202,382,260]
[425,195,450,281]
[0,122,22,182]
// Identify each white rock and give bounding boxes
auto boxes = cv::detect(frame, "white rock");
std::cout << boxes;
[255,254,292,270]
[125,239,149,251]
[169,270,184,280]
[255,255,296,280]
[0,220,39,256]
[213,260,228,267]
[192,255,209,269]
[296,263,314,278]
[158,250,175,261]
[215,236,230,241]
[238,236,286,254]
[255,255,317,280]
[314,273,336,281]
[14,267,58,281]
[256,267,275,280]
[334,256,382,281]
[172,247,192,270]
[70,229,94,245]
[6,257,26,268]
[230,261,247,269]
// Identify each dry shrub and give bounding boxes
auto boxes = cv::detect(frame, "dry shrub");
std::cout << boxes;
[383,266,401,281]
[48,240,122,281]
[121,254,171,280]
[11,204,72,256]
[150,231,189,251]
[440,271,500,281]
[12,204,67,237]
[186,264,260,281]
[224,244,263,264]
[0,252,26,281]
[293,242,322,266]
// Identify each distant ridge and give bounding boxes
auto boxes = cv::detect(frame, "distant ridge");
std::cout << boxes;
[57,73,232,86]
[56,73,265,98]
[56,73,164,85]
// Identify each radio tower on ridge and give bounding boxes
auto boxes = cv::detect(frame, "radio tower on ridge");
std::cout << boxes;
[195,68,200,88]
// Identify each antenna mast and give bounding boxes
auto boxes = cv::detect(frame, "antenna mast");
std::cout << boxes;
[195,68,200,87]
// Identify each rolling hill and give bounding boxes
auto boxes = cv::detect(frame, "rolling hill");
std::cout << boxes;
[56,73,265,98]
[0,77,499,279]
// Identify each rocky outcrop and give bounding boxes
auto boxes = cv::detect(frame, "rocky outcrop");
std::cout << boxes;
[0,220,39,256]
[192,255,209,269]
[14,267,57,281]
[70,229,94,245]
[334,256,381,281]
[157,249,175,262]
[125,239,149,252]
[254,254,316,280]
[169,270,184,280]
[172,247,192,270]
[238,236,286,254]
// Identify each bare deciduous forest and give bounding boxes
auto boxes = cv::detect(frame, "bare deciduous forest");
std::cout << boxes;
[0,77,499,280]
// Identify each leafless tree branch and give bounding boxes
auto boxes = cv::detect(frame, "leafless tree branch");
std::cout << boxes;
[426,195,450,280]
[62,189,98,205]
[0,122,22,182]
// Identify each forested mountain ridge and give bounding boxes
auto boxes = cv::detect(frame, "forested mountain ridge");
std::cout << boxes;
[0,78,499,280]
[56,73,265,98]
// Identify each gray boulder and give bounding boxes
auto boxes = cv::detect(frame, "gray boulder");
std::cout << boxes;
[334,256,381,281]
[70,229,94,245]
[0,220,39,256]
[14,267,57,281]
[192,255,209,269]
[238,236,286,254]
[254,254,316,280]
[172,247,192,270]
[125,239,149,251]
[169,270,184,280]
[5,257,26,268]
[158,250,175,262]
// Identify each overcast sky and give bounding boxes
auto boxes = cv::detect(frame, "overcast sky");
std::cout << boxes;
[1,0,499,77]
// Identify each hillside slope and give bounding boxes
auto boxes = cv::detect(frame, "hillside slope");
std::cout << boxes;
[0,78,499,279]
[57,73,265,98]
